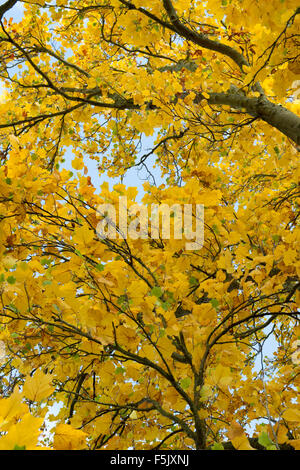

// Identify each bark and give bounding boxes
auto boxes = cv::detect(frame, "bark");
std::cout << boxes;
[162,0,248,70]
[205,91,300,146]
[0,0,18,20]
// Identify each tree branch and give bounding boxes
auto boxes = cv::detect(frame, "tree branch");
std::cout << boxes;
[204,91,300,146]
[162,0,249,70]
[0,0,18,20]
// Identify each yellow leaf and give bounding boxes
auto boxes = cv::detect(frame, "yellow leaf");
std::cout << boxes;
[227,231,241,244]
[242,64,251,73]
[53,423,88,450]
[277,424,288,444]
[0,416,8,430]
[217,250,234,273]
[288,439,300,450]
[210,364,233,389]
[2,256,17,269]
[23,369,55,402]
[283,249,297,266]
[130,410,138,419]
[73,225,95,246]
[0,413,43,450]
[0,389,27,423]
[198,409,209,419]
[288,59,300,75]
[282,408,300,422]
[228,421,255,450]
[199,385,214,402]
[9,134,20,148]
[291,339,300,365]
[71,157,84,170]
[95,276,114,287]
[94,414,112,435]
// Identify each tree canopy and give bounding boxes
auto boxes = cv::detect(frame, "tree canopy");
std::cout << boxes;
[0,0,299,451]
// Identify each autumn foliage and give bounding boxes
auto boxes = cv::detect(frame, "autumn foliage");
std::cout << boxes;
[0,0,299,450]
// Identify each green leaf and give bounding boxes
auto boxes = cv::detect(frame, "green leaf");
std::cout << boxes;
[211,442,224,450]
[7,275,16,285]
[112,124,118,136]
[258,432,275,449]
[95,263,104,272]
[117,295,128,306]
[151,286,163,298]
[9,304,18,313]
[210,298,219,309]
[13,445,26,450]
[189,276,198,287]
[161,301,170,311]
[212,224,219,234]
[180,377,191,389]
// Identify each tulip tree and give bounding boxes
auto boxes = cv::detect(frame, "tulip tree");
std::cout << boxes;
[0,0,299,450]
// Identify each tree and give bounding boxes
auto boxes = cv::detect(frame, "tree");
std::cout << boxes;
[0,0,299,451]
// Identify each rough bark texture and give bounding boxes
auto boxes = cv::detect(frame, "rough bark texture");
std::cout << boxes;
[206,91,300,146]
